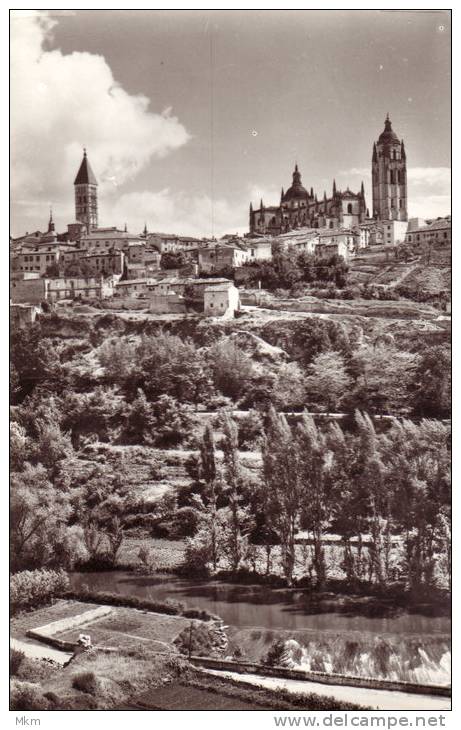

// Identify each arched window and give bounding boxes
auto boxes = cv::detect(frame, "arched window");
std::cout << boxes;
[347,203,353,214]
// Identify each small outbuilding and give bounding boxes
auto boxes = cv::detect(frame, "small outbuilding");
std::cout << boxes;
[203,282,240,317]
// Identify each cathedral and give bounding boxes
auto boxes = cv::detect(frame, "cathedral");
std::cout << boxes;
[249,115,407,236]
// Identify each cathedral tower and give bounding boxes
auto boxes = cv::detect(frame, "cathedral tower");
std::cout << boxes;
[372,115,407,221]
[74,148,98,231]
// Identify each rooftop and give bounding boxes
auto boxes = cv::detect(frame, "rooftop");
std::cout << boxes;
[74,149,98,186]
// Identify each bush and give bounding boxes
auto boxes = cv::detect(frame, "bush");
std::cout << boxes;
[10,569,70,614]
[72,671,100,695]
[170,507,201,537]
[10,648,25,676]
[10,680,50,710]
[173,621,227,657]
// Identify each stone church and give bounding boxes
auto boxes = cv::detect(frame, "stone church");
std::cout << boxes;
[249,115,407,236]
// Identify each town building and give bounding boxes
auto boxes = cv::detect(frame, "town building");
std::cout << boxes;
[115,278,154,298]
[316,229,357,260]
[198,242,251,274]
[204,282,240,317]
[405,217,451,246]
[372,115,407,222]
[381,220,408,246]
[11,275,117,304]
[13,242,81,275]
[79,227,144,253]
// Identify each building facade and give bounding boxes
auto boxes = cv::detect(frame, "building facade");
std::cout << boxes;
[372,115,407,222]
[405,217,451,246]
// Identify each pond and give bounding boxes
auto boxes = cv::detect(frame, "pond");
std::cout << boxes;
[69,570,450,635]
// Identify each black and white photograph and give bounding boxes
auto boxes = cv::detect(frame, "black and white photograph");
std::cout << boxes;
[9,7,451,717]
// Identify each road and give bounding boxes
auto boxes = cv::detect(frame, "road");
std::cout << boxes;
[203,669,451,712]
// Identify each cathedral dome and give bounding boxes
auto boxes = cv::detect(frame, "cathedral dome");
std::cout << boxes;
[283,164,309,202]
[378,114,400,145]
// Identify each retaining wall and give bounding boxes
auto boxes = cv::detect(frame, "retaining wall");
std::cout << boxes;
[189,656,451,698]
[27,605,113,650]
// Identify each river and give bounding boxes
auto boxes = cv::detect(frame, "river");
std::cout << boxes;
[69,571,451,687]
[69,570,449,635]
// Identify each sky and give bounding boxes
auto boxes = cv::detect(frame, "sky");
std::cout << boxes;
[10,9,451,238]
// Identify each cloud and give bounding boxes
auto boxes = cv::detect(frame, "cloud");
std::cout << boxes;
[98,189,246,239]
[339,166,451,219]
[10,11,190,234]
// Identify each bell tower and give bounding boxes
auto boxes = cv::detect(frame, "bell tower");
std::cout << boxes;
[74,148,98,231]
[372,114,407,221]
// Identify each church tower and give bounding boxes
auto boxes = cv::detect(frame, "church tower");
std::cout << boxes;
[74,148,98,231]
[372,114,407,221]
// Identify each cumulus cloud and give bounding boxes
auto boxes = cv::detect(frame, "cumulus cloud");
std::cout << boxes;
[10,11,190,234]
[100,189,247,239]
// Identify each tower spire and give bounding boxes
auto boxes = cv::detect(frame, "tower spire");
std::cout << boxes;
[48,207,55,233]
[74,148,98,231]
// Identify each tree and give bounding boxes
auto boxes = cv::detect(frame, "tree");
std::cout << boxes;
[10,421,28,472]
[30,422,74,481]
[348,344,419,414]
[199,426,221,571]
[220,414,254,572]
[305,351,351,412]
[261,407,302,584]
[412,345,451,418]
[161,251,186,269]
[384,418,450,591]
[10,464,73,571]
[135,332,212,405]
[98,339,136,384]
[353,411,390,585]
[271,362,307,410]
[297,414,335,586]
[10,325,68,401]
[208,339,254,401]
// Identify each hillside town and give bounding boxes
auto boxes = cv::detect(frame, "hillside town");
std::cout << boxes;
[10,117,452,325]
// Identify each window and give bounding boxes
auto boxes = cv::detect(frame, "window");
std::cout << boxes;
[347,203,353,214]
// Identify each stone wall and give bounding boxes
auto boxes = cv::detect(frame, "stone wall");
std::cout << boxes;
[189,656,451,698]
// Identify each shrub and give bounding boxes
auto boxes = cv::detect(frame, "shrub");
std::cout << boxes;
[10,680,50,710]
[72,671,100,695]
[10,569,70,614]
[173,621,227,657]
[170,507,201,537]
[10,648,25,676]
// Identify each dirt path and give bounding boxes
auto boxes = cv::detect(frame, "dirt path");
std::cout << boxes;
[203,670,451,712]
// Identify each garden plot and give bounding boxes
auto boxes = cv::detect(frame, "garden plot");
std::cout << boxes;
[54,607,192,652]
